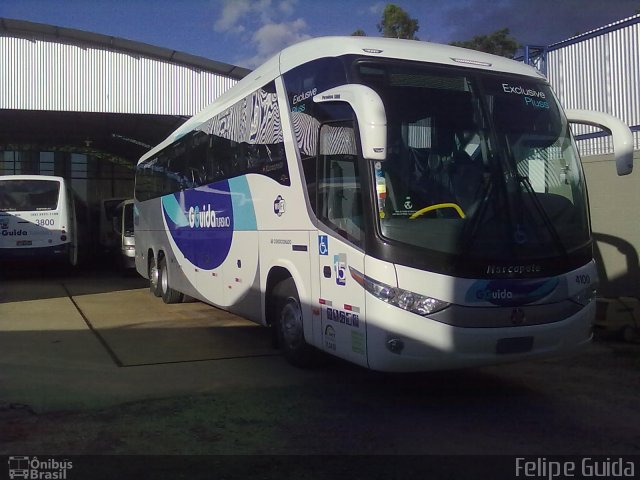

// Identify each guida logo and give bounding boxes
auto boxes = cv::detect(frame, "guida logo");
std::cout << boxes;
[1,229,28,236]
[466,278,559,306]
[187,205,231,229]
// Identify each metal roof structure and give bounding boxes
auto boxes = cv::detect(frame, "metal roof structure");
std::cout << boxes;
[0,17,250,161]
[0,17,250,81]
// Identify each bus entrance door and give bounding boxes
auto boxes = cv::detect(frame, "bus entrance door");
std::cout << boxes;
[317,236,367,367]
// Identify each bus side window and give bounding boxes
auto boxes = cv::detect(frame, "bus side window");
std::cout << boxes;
[199,81,288,186]
[302,155,317,214]
[317,122,363,246]
[170,141,198,192]
[188,131,211,186]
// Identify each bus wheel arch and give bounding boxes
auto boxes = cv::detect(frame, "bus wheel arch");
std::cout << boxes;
[268,271,318,367]
[265,267,293,327]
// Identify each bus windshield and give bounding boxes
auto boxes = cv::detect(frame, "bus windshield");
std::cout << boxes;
[355,60,590,263]
[0,179,60,211]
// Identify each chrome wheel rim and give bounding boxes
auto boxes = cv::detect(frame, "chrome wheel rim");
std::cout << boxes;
[150,261,159,290]
[281,299,302,349]
[160,264,169,294]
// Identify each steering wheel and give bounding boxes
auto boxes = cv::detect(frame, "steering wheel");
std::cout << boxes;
[409,202,465,219]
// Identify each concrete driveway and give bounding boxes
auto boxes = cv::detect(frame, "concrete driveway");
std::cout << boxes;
[0,269,316,412]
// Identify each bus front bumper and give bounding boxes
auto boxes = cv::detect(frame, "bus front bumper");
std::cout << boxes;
[0,244,70,262]
[365,299,594,372]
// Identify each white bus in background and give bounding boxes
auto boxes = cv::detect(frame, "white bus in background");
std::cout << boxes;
[112,199,136,270]
[99,196,128,252]
[0,174,79,266]
[134,36,633,372]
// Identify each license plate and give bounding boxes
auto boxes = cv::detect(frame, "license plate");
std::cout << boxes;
[496,336,533,355]
[16,240,32,246]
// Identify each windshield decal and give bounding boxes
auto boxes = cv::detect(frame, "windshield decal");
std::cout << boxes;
[375,161,386,218]
[524,97,550,109]
[501,83,549,109]
[501,83,546,98]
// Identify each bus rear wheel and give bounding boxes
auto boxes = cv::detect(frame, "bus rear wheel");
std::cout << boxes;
[159,256,183,304]
[273,278,318,367]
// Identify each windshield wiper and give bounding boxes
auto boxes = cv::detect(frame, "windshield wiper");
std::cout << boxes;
[460,172,494,252]
[517,174,568,259]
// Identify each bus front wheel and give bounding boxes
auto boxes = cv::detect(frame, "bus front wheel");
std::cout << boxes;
[273,278,317,367]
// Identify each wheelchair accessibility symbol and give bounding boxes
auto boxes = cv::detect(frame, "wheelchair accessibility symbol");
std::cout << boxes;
[318,235,328,255]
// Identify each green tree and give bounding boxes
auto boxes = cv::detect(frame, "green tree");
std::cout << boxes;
[376,3,419,40]
[351,29,367,36]
[450,28,519,58]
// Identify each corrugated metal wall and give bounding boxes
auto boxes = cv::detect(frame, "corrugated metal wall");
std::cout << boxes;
[546,15,640,156]
[0,34,238,116]
[543,16,640,300]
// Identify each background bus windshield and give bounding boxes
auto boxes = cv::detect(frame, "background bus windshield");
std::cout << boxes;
[0,179,60,211]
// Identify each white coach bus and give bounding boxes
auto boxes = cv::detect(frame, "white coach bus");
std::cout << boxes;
[134,37,633,371]
[0,175,79,266]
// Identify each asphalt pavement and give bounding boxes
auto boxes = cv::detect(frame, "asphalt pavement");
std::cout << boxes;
[1,267,639,460]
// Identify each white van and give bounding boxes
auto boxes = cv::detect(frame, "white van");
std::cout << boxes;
[99,197,128,252]
[112,199,135,270]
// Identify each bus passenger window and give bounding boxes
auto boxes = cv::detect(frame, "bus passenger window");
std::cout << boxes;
[302,156,317,214]
[317,122,363,246]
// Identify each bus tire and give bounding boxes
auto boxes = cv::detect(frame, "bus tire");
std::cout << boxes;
[149,255,162,297]
[273,277,318,367]
[159,256,183,304]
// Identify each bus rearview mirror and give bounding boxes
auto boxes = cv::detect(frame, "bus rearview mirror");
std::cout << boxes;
[565,109,634,176]
[314,84,387,161]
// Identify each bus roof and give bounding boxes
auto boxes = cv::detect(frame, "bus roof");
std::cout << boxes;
[139,36,545,164]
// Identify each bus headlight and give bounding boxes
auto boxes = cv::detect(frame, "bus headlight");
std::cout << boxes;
[571,285,597,306]
[350,267,450,315]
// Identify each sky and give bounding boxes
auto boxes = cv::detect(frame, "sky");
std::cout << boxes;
[1,0,639,69]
